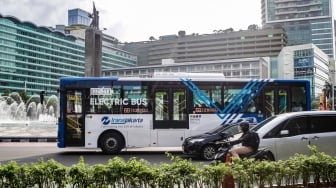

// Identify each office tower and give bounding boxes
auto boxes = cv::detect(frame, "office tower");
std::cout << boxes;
[261,0,336,58]
[68,8,91,26]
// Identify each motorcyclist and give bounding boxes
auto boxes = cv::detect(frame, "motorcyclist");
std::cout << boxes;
[228,121,259,159]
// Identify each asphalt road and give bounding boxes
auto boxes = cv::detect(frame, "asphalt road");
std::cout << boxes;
[0,142,207,166]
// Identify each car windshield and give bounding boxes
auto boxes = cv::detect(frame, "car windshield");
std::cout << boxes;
[206,123,240,135]
[251,115,277,131]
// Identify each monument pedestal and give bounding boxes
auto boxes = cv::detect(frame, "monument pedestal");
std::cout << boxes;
[85,28,102,77]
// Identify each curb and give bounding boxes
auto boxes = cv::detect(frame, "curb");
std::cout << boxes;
[0,137,57,143]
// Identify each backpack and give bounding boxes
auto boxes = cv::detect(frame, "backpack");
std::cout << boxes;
[250,131,260,150]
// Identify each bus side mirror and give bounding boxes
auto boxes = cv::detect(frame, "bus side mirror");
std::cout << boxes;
[40,91,45,105]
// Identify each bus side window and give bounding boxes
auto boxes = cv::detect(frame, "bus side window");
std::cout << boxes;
[247,101,256,113]
[67,101,75,113]
[67,91,82,114]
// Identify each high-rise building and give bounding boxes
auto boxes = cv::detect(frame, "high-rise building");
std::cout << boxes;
[261,0,336,58]
[0,14,84,95]
[0,14,136,96]
[68,8,91,26]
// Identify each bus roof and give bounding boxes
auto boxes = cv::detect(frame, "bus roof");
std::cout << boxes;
[60,76,311,85]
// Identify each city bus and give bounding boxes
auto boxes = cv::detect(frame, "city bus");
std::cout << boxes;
[57,75,311,154]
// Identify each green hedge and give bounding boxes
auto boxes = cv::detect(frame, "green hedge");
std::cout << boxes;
[0,146,335,188]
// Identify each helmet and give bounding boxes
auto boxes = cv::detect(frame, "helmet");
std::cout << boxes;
[239,121,249,133]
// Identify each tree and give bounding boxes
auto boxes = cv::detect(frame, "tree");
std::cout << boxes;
[2,89,10,96]
[224,28,234,33]
[178,30,186,37]
[248,24,259,30]
[149,36,156,41]
[19,91,29,103]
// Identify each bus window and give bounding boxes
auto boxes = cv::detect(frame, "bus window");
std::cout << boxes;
[291,86,306,111]
[246,100,257,113]
[123,85,150,114]
[278,89,288,113]
[224,85,243,107]
[173,90,186,120]
[89,86,121,114]
[193,85,221,113]
[265,89,275,118]
[155,90,169,120]
[67,91,82,114]
[65,90,84,146]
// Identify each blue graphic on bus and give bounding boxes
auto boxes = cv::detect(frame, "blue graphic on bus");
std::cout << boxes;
[101,116,144,125]
[101,116,110,125]
[180,78,269,124]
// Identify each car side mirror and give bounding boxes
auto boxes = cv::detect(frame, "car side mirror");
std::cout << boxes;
[280,130,289,136]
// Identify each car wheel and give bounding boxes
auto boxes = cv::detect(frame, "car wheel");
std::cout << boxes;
[99,132,123,154]
[259,152,275,161]
[201,145,217,160]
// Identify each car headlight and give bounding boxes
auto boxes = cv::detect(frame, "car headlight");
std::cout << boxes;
[189,138,205,143]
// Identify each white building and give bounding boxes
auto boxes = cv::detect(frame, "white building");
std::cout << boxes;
[102,57,271,79]
[278,44,330,99]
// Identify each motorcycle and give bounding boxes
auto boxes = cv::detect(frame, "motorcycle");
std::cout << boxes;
[211,140,274,164]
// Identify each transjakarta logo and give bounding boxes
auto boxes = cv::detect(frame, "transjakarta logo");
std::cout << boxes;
[101,116,144,125]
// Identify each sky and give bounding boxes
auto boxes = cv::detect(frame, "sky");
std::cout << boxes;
[0,0,262,42]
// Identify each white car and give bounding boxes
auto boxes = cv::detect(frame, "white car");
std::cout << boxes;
[250,111,336,161]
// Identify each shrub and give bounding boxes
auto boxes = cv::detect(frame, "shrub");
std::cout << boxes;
[0,147,335,187]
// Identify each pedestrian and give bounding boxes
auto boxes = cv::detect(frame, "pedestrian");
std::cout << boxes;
[319,103,325,110]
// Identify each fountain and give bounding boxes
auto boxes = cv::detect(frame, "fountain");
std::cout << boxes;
[0,92,58,138]
[0,92,58,122]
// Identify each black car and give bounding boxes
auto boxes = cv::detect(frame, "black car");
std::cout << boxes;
[182,123,243,160]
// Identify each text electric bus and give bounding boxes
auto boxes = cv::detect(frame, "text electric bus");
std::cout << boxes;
[57,76,311,154]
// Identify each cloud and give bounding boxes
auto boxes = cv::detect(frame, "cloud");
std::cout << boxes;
[0,0,262,42]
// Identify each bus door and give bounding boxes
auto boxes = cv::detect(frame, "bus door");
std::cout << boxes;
[64,89,85,146]
[153,87,188,146]
[263,87,289,118]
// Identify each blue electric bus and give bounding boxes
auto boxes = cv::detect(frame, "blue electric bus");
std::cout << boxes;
[57,75,311,154]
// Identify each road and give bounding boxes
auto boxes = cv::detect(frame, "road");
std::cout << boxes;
[0,142,207,166]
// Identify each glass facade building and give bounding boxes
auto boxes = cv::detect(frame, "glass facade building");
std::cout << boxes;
[101,34,138,70]
[68,9,91,26]
[0,14,84,95]
[262,0,336,58]
[0,15,137,96]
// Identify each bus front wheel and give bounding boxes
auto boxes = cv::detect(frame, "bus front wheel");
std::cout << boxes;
[99,132,123,154]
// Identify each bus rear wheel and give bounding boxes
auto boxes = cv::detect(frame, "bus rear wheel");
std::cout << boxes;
[99,132,123,154]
